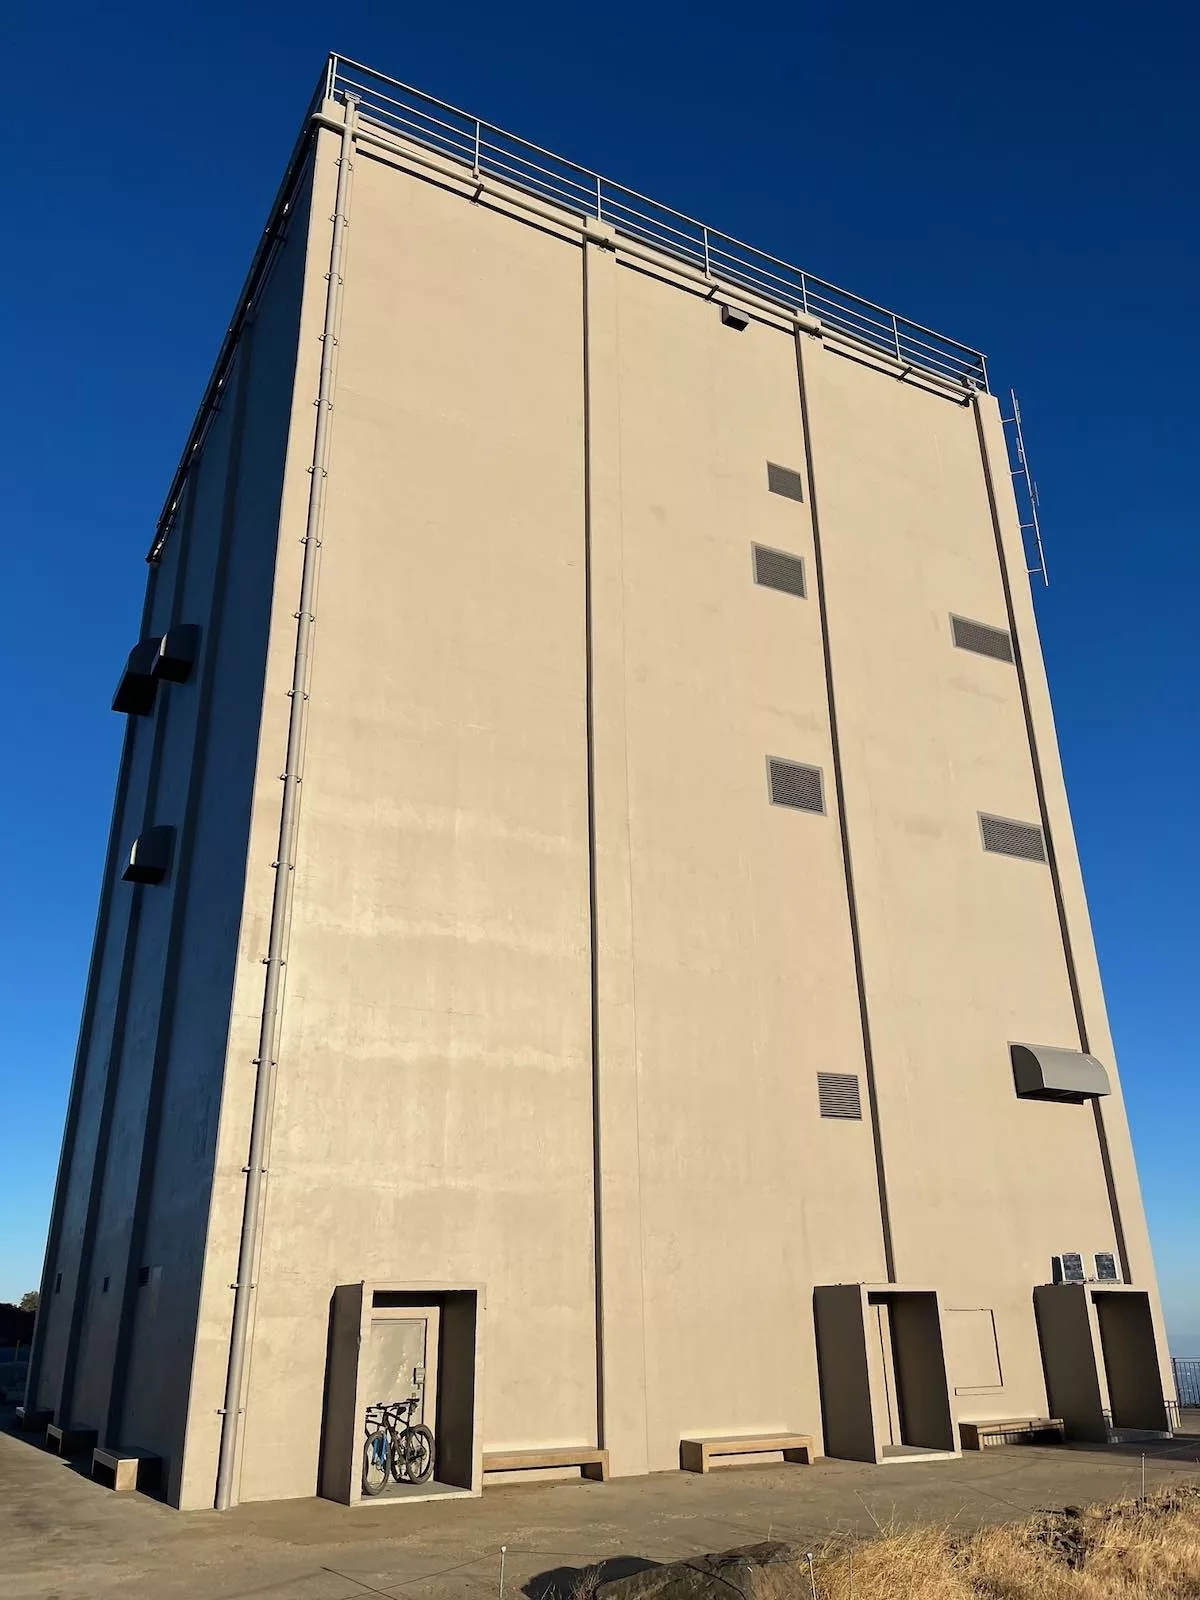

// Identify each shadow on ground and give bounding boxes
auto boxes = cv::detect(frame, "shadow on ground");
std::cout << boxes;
[525,1554,660,1599]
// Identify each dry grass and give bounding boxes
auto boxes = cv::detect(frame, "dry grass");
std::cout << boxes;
[785,1487,1200,1600]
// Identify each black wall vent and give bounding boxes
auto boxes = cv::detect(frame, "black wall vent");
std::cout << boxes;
[753,544,807,598]
[1052,1252,1086,1285]
[1094,1252,1120,1283]
[123,826,175,886]
[768,758,825,813]
[154,623,201,683]
[980,814,1046,862]
[112,637,162,716]
[818,1072,862,1119]
[720,303,750,330]
[951,614,1014,663]
[767,462,804,501]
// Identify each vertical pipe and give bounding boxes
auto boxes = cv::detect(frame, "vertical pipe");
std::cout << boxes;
[581,241,606,1447]
[213,94,358,1512]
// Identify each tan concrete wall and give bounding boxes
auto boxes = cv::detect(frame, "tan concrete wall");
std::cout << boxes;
[593,257,885,1473]
[798,342,1132,1425]
[207,130,599,1505]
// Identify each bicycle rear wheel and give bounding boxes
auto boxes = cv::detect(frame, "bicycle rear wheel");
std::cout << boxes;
[362,1429,390,1496]
[399,1423,435,1485]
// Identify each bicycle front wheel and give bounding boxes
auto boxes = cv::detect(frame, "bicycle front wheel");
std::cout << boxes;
[398,1423,435,1485]
[362,1429,390,1496]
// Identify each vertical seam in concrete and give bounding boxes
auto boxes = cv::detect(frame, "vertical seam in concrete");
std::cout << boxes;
[581,239,606,1449]
[971,396,1130,1282]
[58,465,199,1425]
[792,329,896,1282]
[105,333,257,1452]
[25,568,161,1412]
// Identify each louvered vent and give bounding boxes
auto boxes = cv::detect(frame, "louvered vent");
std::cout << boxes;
[951,614,1014,663]
[980,814,1046,862]
[768,759,825,813]
[818,1072,862,1120]
[1052,1252,1086,1285]
[1094,1252,1120,1283]
[753,544,807,598]
[766,462,804,501]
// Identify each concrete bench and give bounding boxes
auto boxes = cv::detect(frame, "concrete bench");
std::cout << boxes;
[92,1446,163,1494]
[483,1447,609,1481]
[960,1417,1065,1450]
[45,1422,98,1457]
[680,1433,817,1474]
[14,1405,52,1432]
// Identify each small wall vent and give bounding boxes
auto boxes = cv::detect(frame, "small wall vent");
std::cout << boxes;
[818,1072,862,1119]
[123,826,176,886]
[767,462,804,502]
[1052,1253,1086,1285]
[720,303,750,330]
[1094,1252,1120,1283]
[768,758,825,814]
[112,637,162,716]
[154,623,201,683]
[980,814,1046,862]
[951,615,1014,663]
[753,544,807,598]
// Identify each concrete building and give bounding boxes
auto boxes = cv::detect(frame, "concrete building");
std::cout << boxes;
[27,55,1175,1509]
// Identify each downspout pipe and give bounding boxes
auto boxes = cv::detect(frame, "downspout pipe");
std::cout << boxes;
[214,93,358,1512]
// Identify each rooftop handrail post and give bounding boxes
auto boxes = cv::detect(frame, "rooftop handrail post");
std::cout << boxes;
[595,174,603,221]
[702,227,711,278]
[473,118,481,176]
[892,312,903,361]
[801,274,810,316]
[325,54,337,102]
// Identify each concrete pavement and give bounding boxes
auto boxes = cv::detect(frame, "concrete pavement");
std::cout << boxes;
[2,1408,1198,1600]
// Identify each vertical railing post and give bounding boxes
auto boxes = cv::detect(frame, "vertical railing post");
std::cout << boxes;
[703,227,711,278]
[892,313,903,362]
[800,274,809,316]
[595,174,603,221]
[473,119,481,176]
[325,54,337,103]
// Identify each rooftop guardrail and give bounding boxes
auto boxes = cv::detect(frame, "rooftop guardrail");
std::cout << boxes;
[327,54,988,393]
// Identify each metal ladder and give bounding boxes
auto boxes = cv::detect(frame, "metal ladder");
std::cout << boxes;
[1002,389,1049,587]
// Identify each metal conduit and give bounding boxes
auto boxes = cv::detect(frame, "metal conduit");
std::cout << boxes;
[213,94,358,1512]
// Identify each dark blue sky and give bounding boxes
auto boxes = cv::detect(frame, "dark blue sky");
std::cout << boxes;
[3,2,1196,1345]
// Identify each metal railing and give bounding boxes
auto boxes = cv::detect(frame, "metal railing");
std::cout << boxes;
[1173,1357,1200,1407]
[325,55,988,393]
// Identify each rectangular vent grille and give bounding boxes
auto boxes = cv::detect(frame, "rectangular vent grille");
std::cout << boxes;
[767,462,804,501]
[1052,1252,1086,1285]
[980,813,1046,862]
[818,1072,862,1119]
[1094,1252,1120,1283]
[768,758,825,813]
[951,614,1014,662]
[753,544,807,598]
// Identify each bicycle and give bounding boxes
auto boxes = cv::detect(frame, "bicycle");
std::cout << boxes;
[362,1397,435,1494]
